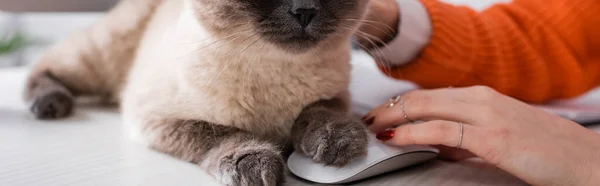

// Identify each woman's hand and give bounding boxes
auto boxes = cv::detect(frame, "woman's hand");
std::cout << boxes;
[362,86,600,186]
[354,0,400,50]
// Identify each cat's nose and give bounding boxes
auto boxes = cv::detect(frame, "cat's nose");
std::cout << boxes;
[291,8,318,27]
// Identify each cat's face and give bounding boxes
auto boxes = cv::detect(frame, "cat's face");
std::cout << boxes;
[192,0,369,52]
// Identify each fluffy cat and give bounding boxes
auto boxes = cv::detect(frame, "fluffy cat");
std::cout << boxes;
[24,0,370,185]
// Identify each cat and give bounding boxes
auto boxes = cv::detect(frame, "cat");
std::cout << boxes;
[24,0,370,185]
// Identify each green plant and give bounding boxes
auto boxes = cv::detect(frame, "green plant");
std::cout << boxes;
[0,33,26,55]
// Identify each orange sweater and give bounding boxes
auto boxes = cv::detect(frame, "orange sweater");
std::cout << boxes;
[385,0,600,103]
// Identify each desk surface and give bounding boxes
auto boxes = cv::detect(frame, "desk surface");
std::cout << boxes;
[1,67,599,186]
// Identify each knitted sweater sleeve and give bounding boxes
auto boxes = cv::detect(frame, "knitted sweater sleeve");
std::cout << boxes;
[379,0,600,103]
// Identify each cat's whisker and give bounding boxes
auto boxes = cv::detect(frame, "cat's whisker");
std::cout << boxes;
[174,19,252,46]
[217,30,261,71]
[343,18,394,27]
[175,26,253,45]
[172,36,238,60]
[342,26,394,76]
[242,40,268,92]
[365,9,397,34]
[204,11,240,33]
[236,37,262,90]
[218,30,259,61]
[214,32,260,93]
[214,35,242,57]
[353,29,393,52]
[342,19,395,38]
[172,30,254,60]
[356,35,393,76]
[325,41,334,51]
[206,33,260,94]
[340,26,393,52]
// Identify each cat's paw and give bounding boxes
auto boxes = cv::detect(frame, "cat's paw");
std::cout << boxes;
[300,116,368,166]
[30,90,73,119]
[220,149,285,186]
[235,150,285,186]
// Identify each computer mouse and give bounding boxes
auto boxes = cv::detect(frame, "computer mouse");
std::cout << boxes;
[287,132,439,184]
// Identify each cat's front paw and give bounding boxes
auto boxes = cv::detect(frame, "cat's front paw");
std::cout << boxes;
[299,116,368,166]
[29,90,73,119]
[219,148,285,186]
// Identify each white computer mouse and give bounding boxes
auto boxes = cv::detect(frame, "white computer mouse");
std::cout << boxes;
[287,132,439,184]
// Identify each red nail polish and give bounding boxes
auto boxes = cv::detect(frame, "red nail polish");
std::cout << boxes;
[363,117,375,126]
[376,130,395,141]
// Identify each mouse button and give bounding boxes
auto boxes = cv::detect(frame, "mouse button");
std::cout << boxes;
[368,139,404,155]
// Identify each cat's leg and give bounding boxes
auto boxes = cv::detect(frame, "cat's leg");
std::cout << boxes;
[291,92,369,166]
[145,119,285,186]
[24,0,163,119]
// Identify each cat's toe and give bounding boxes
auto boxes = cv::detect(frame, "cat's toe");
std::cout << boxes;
[234,150,286,186]
[30,90,73,119]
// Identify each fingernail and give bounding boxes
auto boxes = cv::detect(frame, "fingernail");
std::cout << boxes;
[376,130,395,141]
[363,117,375,126]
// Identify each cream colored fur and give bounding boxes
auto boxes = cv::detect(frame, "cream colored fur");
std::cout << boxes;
[29,0,358,144]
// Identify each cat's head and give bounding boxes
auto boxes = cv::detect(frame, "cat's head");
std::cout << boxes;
[191,0,369,53]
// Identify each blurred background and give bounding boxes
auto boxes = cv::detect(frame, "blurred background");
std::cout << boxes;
[0,0,118,68]
[0,0,506,68]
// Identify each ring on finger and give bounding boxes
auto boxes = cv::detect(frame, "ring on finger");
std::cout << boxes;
[386,95,401,108]
[387,95,415,123]
[400,97,414,123]
[457,121,464,149]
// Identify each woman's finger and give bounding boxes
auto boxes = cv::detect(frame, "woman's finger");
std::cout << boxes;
[376,120,481,152]
[365,89,486,133]
[413,86,502,104]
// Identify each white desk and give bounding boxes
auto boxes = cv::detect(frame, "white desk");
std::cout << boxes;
[1,61,599,186]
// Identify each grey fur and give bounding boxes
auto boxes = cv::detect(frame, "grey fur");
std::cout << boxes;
[291,97,369,166]
[148,119,285,186]
[26,71,74,119]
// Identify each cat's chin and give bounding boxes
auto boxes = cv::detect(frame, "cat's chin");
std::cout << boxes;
[264,35,332,54]
[276,42,320,54]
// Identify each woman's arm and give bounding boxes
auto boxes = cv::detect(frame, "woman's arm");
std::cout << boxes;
[358,0,600,103]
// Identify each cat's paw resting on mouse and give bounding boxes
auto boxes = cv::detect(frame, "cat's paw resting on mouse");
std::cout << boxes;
[291,105,368,166]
